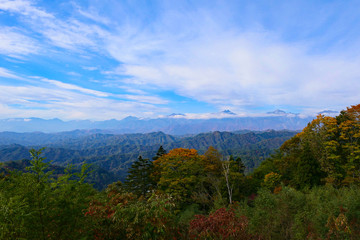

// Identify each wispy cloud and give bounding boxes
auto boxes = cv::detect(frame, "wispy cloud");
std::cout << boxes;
[0,0,107,52]
[43,79,109,97]
[0,27,39,58]
[1,0,360,120]
[0,79,168,120]
[101,1,360,113]
[0,67,23,79]
[82,66,98,71]
[76,6,110,25]
[0,0,53,18]
[119,33,360,111]
[41,78,167,104]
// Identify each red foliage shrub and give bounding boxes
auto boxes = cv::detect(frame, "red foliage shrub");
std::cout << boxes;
[189,208,260,240]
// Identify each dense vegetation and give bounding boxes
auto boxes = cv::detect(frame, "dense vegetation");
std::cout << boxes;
[1,104,360,239]
[0,159,119,190]
[0,130,296,186]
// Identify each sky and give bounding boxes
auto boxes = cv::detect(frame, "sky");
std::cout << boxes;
[1,0,360,120]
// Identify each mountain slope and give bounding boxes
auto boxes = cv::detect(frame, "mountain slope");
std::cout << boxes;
[0,130,297,178]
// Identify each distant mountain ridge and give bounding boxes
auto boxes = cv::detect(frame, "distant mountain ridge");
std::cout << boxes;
[0,113,315,134]
[0,130,297,179]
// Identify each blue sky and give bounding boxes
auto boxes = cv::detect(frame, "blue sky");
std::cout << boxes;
[1,0,360,120]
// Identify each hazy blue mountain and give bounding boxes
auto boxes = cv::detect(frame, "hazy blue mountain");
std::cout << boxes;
[0,114,315,134]
[0,118,94,132]
[168,113,186,117]
[318,110,339,116]
[267,109,287,115]
[0,130,297,178]
[0,129,108,146]
[221,110,236,115]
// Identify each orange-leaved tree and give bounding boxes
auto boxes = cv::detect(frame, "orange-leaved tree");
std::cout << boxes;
[153,148,207,206]
[273,104,360,188]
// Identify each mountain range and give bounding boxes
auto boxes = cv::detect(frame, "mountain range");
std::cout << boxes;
[0,130,297,188]
[0,109,329,134]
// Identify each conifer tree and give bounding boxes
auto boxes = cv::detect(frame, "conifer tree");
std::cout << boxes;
[125,156,154,197]
[152,146,167,160]
[229,155,246,174]
[292,141,323,189]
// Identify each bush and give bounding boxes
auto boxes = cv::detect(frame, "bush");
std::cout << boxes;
[189,207,259,239]
[238,185,360,240]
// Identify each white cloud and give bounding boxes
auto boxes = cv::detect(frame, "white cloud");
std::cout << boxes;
[120,94,168,105]
[0,82,169,120]
[42,79,109,97]
[82,66,98,71]
[76,7,110,25]
[106,25,360,112]
[1,0,360,118]
[0,27,39,57]
[0,0,108,52]
[67,71,82,77]
[39,20,106,50]
[41,78,167,104]
[117,85,147,95]
[0,67,22,79]
[0,0,53,18]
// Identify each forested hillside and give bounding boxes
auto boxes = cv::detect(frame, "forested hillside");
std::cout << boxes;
[0,130,296,185]
[1,104,360,239]
[254,104,360,188]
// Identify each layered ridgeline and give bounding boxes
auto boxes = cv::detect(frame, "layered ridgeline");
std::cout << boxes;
[0,130,296,187]
[0,109,319,134]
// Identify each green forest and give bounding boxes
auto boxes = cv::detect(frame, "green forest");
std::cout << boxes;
[0,129,296,188]
[1,104,360,239]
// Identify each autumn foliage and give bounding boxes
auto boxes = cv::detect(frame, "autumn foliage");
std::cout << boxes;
[2,104,360,239]
[267,104,360,188]
[189,208,259,240]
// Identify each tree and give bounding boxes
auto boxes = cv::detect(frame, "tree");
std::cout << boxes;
[152,146,167,160]
[196,147,224,208]
[203,146,222,176]
[338,104,360,185]
[292,140,324,189]
[231,156,246,174]
[262,172,282,191]
[278,114,341,186]
[222,156,246,204]
[85,183,177,240]
[222,159,234,205]
[124,156,154,197]
[189,208,256,239]
[153,148,206,206]
[0,148,95,240]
